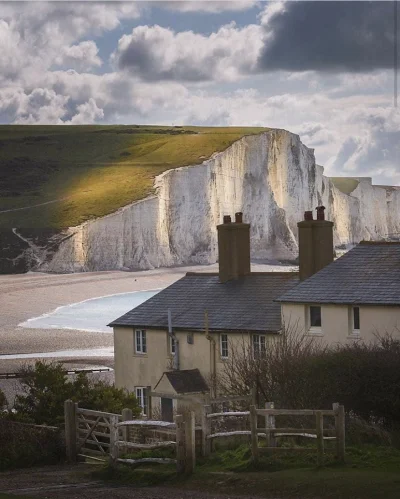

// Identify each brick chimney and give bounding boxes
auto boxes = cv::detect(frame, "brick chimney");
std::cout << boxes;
[297,206,334,281]
[217,212,251,283]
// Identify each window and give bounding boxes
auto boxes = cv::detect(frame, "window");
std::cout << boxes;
[353,307,360,331]
[135,329,147,354]
[170,335,176,355]
[220,334,228,359]
[135,387,148,416]
[187,332,194,344]
[253,334,266,358]
[309,306,322,328]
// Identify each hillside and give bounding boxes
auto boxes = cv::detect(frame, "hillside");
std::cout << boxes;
[0,125,267,228]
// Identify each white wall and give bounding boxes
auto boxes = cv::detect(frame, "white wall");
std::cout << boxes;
[282,303,400,344]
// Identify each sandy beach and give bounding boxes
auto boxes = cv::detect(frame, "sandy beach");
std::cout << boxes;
[0,262,295,403]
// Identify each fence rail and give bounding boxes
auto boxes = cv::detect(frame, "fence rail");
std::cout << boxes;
[65,397,345,472]
[250,402,345,465]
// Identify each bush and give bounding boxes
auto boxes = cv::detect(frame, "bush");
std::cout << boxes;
[0,420,64,470]
[8,361,141,426]
[220,328,400,431]
[0,389,7,410]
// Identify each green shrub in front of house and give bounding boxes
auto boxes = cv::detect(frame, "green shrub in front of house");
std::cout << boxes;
[3,361,141,426]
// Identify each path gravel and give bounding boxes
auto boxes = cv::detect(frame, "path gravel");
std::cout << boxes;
[0,464,261,499]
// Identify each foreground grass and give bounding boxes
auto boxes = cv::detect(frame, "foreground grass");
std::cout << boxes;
[94,445,400,499]
[0,495,37,498]
[0,125,267,228]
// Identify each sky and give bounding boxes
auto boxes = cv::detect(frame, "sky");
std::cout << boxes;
[1,0,399,184]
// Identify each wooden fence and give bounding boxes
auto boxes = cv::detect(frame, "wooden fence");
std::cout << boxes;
[64,400,196,474]
[249,403,345,465]
[112,412,195,474]
[65,399,345,470]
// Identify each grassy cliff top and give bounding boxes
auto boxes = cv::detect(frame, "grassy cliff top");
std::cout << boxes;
[0,125,268,228]
[330,177,360,195]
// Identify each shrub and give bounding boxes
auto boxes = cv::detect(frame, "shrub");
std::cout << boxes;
[220,327,400,430]
[10,361,141,426]
[0,420,64,470]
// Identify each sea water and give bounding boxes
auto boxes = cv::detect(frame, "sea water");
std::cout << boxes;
[19,290,161,333]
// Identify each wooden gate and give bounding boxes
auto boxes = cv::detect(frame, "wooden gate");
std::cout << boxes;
[64,400,122,462]
[76,407,122,460]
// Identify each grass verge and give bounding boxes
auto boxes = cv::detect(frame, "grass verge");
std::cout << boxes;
[93,445,400,499]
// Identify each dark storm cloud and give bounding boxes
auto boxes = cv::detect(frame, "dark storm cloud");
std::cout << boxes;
[259,1,397,72]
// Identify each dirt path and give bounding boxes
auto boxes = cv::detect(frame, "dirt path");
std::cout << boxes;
[0,197,71,214]
[0,464,259,499]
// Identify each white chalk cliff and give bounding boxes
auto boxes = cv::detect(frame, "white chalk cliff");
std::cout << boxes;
[41,129,400,272]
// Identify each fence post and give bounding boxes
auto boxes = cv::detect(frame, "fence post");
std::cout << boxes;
[121,408,132,445]
[316,411,324,466]
[202,405,211,457]
[265,402,276,448]
[109,414,119,467]
[333,403,345,463]
[64,399,77,463]
[175,414,185,474]
[249,405,259,463]
[185,411,196,474]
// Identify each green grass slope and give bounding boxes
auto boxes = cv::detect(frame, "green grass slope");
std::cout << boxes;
[0,125,267,228]
[330,177,360,195]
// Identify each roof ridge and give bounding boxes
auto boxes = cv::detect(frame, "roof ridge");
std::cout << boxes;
[359,240,400,245]
[185,271,299,277]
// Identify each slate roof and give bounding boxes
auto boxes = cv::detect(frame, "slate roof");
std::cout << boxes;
[277,242,400,305]
[108,272,298,332]
[157,369,209,394]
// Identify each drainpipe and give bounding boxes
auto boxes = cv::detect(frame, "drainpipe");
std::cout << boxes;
[168,309,179,370]
[205,310,217,398]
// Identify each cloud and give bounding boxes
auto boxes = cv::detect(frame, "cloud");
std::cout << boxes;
[0,20,24,82]
[67,97,104,124]
[54,41,102,71]
[113,23,263,82]
[258,1,396,72]
[158,1,259,13]
[0,2,141,85]
[331,108,400,184]
[8,87,70,125]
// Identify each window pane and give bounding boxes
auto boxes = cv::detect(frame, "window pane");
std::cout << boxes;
[143,388,148,415]
[220,334,228,358]
[260,336,266,354]
[170,337,176,354]
[136,331,141,352]
[141,331,147,353]
[253,335,259,355]
[310,306,322,327]
[353,307,360,330]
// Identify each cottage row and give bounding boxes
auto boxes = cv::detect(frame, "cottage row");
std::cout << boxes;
[108,208,400,419]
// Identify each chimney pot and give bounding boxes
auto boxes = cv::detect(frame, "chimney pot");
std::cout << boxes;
[223,215,231,224]
[304,211,313,221]
[316,206,326,221]
[235,212,243,223]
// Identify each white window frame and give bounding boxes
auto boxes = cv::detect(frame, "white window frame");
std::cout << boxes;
[220,333,229,359]
[252,334,266,358]
[135,329,147,354]
[170,335,176,355]
[135,387,148,416]
[307,305,323,335]
[348,306,361,338]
